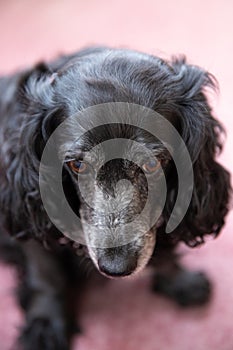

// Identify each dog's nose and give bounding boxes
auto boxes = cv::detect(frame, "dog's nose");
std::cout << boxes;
[98,247,138,277]
[98,255,137,277]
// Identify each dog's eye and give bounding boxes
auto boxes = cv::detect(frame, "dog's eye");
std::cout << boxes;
[142,159,161,173]
[68,160,88,174]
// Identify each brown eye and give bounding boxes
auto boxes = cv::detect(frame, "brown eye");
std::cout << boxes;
[142,159,161,173]
[68,160,88,174]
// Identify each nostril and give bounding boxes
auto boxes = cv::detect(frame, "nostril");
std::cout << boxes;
[98,255,137,277]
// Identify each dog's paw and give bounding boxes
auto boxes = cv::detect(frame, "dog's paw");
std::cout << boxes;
[152,270,211,307]
[19,317,69,350]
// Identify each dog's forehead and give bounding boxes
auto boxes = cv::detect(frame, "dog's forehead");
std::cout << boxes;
[75,124,163,149]
[60,122,170,163]
[71,126,167,163]
[82,140,152,164]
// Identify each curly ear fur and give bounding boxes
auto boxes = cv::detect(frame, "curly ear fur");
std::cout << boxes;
[161,57,232,246]
[0,64,59,240]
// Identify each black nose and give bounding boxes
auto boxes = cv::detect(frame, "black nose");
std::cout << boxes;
[98,247,138,277]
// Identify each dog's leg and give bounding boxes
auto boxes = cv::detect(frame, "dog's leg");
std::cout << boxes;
[18,240,75,350]
[150,240,211,307]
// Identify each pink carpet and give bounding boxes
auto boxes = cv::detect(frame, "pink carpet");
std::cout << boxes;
[0,1,233,349]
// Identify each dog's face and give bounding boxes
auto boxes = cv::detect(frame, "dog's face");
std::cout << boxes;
[25,48,228,279]
[61,122,171,278]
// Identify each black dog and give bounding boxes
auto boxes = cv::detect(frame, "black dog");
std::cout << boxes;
[0,47,231,350]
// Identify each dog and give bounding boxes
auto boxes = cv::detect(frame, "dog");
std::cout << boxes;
[0,47,231,350]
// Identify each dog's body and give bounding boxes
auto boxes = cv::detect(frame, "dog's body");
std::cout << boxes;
[0,47,231,350]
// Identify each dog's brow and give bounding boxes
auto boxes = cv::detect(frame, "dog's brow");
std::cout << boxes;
[63,149,84,160]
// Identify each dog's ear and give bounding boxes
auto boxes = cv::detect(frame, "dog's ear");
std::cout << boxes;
[18,63,61,157]
[163,58,232,246]
[169,57,221,161]
[7,64,61,239]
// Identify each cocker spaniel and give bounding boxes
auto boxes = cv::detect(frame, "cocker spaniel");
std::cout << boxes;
[0,47,231,350]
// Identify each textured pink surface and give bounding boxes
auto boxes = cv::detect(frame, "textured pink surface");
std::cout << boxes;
[0,1,233,349]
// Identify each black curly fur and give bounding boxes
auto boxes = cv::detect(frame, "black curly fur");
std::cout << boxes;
[0,47,231,349]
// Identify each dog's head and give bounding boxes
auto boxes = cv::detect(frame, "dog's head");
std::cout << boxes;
[16,48,231,278]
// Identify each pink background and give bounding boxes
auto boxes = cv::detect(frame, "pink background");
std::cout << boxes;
[0,1,232,349]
